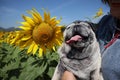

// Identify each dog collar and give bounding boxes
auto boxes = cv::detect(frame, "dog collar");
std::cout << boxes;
[104,31,120,49]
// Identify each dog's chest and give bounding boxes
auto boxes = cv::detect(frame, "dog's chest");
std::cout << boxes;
[61,57,92,70]
[60,57,95,79]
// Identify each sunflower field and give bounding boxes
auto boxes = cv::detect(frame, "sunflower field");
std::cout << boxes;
[0,8,103,80]
[0,8,63,80]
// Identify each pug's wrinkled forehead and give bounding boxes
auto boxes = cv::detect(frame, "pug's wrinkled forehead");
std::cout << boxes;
[66,21,89,28]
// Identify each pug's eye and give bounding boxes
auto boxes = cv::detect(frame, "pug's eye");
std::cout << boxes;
[66,23,75,30]
[80,22,89,26]
[66,27,70,29]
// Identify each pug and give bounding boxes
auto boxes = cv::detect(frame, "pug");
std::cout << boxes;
[52,21,103,80]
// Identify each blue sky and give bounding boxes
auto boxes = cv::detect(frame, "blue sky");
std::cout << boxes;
[0,0,110,28]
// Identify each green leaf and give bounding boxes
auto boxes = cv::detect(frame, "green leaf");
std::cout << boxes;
[38,60,48,75]
[0,69,8,79]
[47,67,55,77]
[21,57,35,68]
[2,61,19,71]
[10,76,18,80]
[12,46,22,59]
[19,61,48,80]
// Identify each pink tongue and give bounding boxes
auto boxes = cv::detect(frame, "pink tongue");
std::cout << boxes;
[66,35,82,44]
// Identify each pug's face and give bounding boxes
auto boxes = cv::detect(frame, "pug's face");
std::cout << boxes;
[64,21,95,48]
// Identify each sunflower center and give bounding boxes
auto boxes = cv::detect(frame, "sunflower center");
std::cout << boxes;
[32,22,54,44]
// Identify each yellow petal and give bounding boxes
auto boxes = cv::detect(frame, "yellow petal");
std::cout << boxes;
[27,11,40,24]
[32,8,43,22]
[50,19,60,27]
[55,39,62,46]
[44,11,50,22]
[52,46,56,51]
[19,26,31,31]
[39,48,43,57]
[20,22,31,27]
[22,15,35,27]
[21,35,32,41]
[32,43,38,55]
[49,17,57,26]
[21,39,33,48]
[27,41,35,53]
[22,30,32,35]
[10,33,21,44]
[32,13,40,24]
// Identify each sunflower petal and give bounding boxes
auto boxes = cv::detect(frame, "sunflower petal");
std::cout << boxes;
[49,17,56,26]
[21,39,33,48]
[32,8,43,23]
[10,33,22,44]
[21,35,32,41]
[55,39,62,46]
[27,10,40,24]
[19,26,31,31]
[22,15,35,27]
[52,46,56,51]
[39,48,43,57]
[44,11,50,22]
[27,41,35,53]
[49,17,60,27]
[20,22,31,27]
[32,14,40,24]
[32,43,38,55]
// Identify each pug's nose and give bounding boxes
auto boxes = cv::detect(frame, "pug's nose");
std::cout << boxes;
[74,25,79,31]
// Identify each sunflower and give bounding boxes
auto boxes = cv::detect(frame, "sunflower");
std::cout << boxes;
[0,31,4,43]
[4,31,24,46]
[93,8,103,18]
[5,31,15,44]
[14,8,63,57]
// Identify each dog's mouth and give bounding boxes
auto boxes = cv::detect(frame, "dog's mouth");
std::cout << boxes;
[66,33,89,44]
[66,35,82,44]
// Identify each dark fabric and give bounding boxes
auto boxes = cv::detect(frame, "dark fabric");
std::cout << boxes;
[96,14,120,80]
[96,14,116,52]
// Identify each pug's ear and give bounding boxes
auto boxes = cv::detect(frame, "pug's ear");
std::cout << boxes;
[61,26,66,32]
[85,21,98,32]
